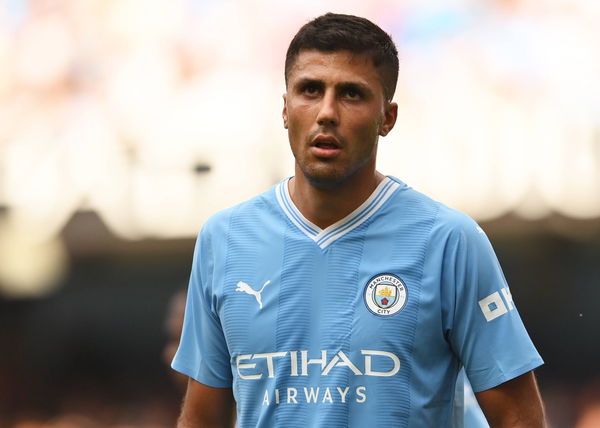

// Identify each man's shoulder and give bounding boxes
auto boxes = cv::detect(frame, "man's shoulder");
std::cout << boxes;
[389,177,482,237]
[200,183,280,233]
[426,200,490,249]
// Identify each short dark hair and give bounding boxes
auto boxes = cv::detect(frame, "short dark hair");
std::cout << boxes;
[285,13,399,101]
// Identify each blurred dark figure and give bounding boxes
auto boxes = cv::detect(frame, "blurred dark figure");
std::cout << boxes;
[163,289,188,391]
[164,289,237,427]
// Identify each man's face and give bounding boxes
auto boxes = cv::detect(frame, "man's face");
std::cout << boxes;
[283,49,397,188]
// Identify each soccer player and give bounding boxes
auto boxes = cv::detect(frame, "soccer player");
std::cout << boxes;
[172,13,545,427]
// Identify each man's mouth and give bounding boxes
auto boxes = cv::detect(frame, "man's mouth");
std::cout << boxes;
[315,141,339,149]
[311,135,342,158]
[312,134,341,149]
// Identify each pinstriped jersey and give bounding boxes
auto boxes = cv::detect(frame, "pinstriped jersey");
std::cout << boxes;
[172,176,542,427]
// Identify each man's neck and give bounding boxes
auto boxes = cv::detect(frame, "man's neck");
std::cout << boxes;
[288,169,385,230]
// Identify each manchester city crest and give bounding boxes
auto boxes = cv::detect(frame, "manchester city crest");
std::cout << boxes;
[364,273,407,316]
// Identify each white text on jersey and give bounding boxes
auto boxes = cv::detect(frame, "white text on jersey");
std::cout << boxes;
[236,349,400,380]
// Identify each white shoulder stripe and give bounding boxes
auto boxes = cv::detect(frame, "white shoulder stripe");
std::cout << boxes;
[276,177,400,249]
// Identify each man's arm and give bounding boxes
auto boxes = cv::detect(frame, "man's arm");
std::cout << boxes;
[177,377,235,428]
[475,371,546,428]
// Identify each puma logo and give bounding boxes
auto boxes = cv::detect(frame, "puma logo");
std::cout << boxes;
[235,280,271,309]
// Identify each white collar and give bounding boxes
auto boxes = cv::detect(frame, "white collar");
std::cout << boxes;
[276,176,400,249]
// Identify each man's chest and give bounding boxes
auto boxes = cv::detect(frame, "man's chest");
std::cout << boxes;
[216,243,434,369]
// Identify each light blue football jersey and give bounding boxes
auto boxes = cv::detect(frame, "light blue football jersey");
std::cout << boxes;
[172,176,543,427]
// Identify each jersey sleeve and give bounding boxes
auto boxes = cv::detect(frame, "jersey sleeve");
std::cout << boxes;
[171,225,233,388]
[440,213,543,393]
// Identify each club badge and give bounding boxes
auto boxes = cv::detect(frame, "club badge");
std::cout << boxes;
[364,273,407,317]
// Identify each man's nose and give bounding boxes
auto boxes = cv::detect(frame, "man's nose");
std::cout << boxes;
[316,90,339,127]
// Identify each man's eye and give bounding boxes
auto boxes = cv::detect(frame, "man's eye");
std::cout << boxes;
[344,88,361,99]
[302,84,320,95]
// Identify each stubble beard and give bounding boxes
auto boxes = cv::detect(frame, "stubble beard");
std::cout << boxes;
[297,154,374,190]
[290,127,380,190]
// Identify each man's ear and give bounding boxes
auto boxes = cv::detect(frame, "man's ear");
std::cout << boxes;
[282,94,288,129]
[379,102,398,137]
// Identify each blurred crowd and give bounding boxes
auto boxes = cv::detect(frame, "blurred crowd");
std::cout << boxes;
[1,0,598,239]
[1,0,599,299]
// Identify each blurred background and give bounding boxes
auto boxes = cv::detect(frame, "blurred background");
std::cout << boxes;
[0,0,599,427]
